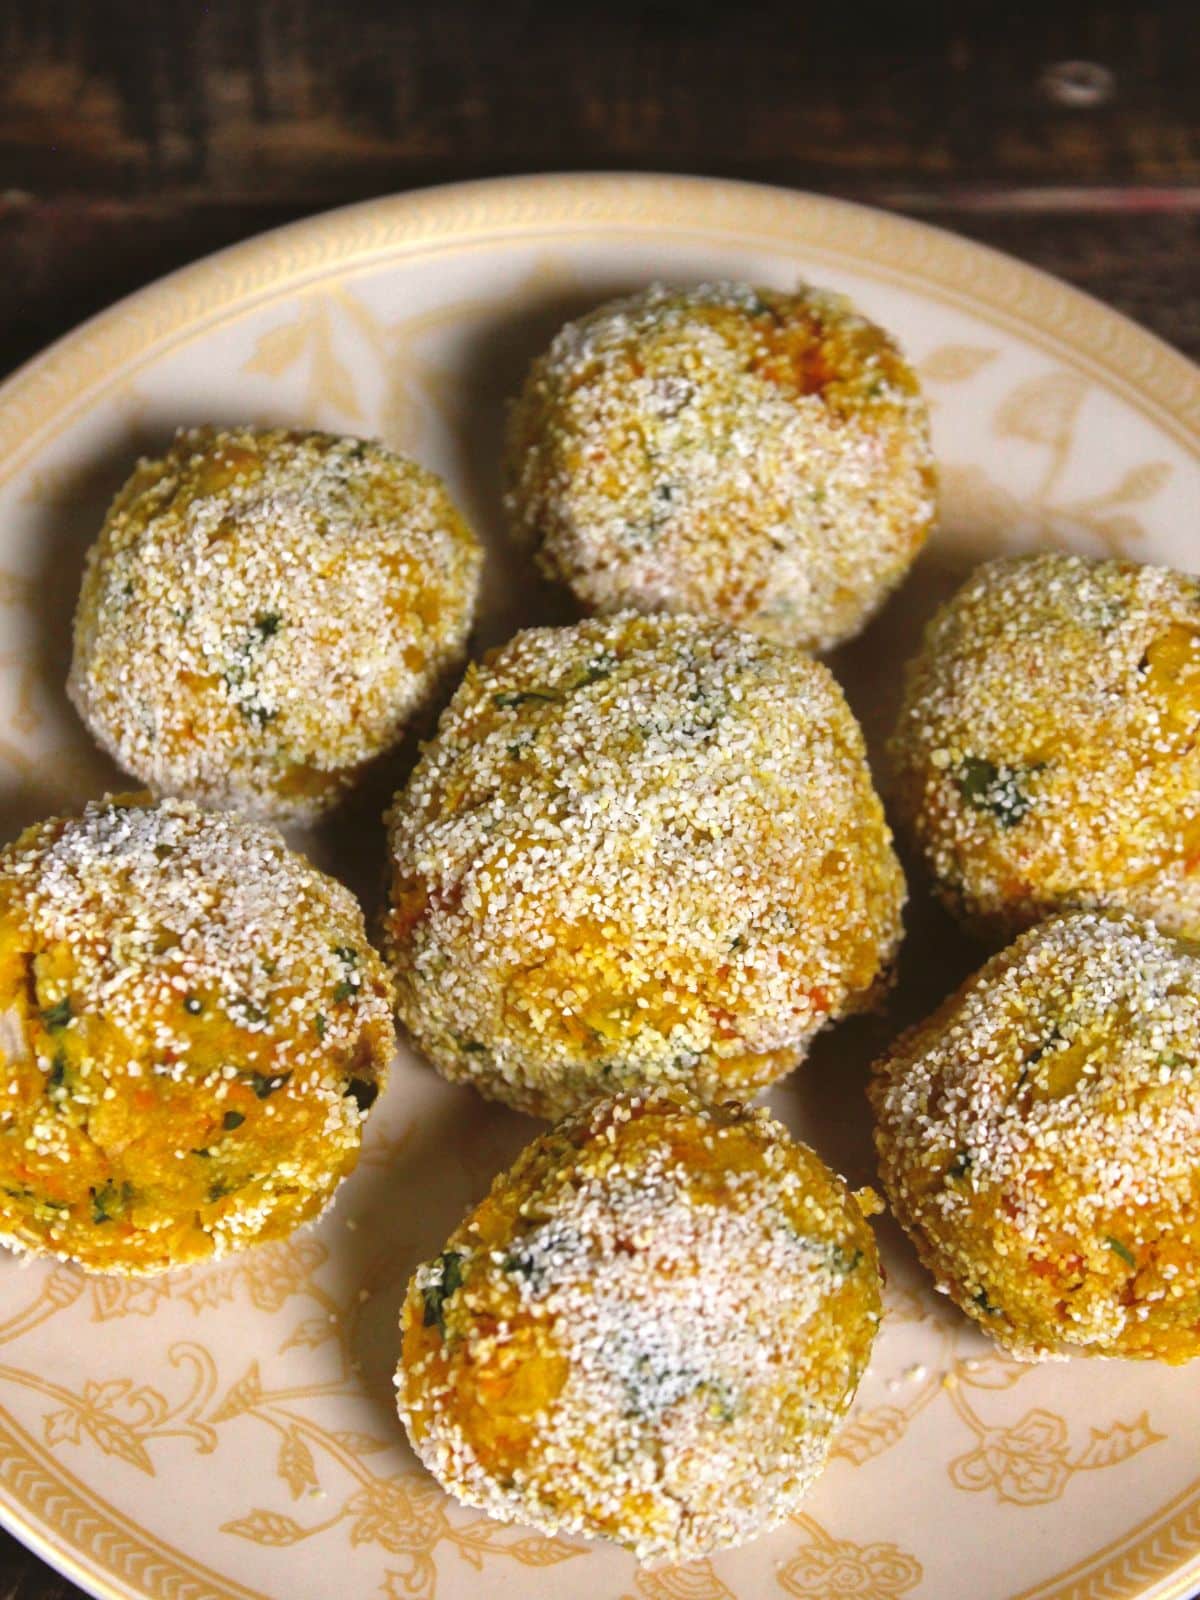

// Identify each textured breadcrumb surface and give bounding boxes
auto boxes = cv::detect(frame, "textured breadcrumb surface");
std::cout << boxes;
[0,794,394,1275]
[505,280,936,652]
[69,426,481,823]
[383,612,905,1118]
[397,1091,881,1563]
[891,552,1200,941]
[870,911,1200,1362]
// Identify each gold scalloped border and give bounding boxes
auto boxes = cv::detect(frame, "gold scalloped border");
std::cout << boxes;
[0,1405,267,1600]
[0,172,1197,1600]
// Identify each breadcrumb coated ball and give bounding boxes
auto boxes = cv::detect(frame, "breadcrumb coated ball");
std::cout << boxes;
[384,612,905,1118]
[69,426,482,823]
[505,281,936,651]
[891,553,1200,942]
[870,911,1200,1362]
[397,1091,881,1563]
[0,794,394,1275]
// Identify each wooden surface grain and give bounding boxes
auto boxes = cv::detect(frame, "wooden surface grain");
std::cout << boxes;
[0,3,1197,1598]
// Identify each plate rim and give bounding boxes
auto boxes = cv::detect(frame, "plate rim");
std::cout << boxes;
[0,169,1197,1600]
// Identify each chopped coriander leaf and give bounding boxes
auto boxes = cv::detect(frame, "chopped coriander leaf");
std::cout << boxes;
[956,757,1041,828]
[332,945,359,966]
[313,1012,328,1039]
[332,980,356,1004]
[90,1180,132,1224]
[248,1070,291,1099]
[1105,1235,1137,1269]
[46,1052,68,1092]
[973,1287,1002,1316]
[40,997,72,1029]
[422,1251,465,1333]
[255,612,281,638]
[946,1151,972,1180]
[493,689,560,709]
[222,1110,246,1131]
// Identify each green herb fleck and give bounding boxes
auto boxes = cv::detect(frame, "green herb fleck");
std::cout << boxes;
[946,1151,973,1180]
[40,997,72,1030]
[492,689,560,709]
[332,980,356,1004]
[826,1244,863,1277]
[234,997,269,1026]
[90,1180,132,1224]
[422,1251,465,1334]
[248,1071,291,1100]
[973,1287,1003,1317]
[1105,1235,1137,1269]
[956,756,1041,828]
[313,1012,328,1040]
[256,612,281,639]
[222,1110,246,1131]
[46,1052,68,1092]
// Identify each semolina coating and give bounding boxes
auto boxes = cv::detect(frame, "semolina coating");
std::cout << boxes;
[397,1091,882,1564]
[890,553,1200,942]
[505,281,936,651]
[0,794,394,1276]
[870,911,1200,1363]
[383,612,905,1118]
[69,426,482,824]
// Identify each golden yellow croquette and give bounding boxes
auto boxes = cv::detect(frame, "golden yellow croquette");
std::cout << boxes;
[891,552,1200,942]
[69,426,482,824]
[505,281,936,651]
[0,794,394,1275]
[397,1091,881,1563]
[383,612,905,1118]
[870,911,1200,1363]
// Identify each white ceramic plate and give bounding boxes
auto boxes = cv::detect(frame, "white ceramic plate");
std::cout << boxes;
[0,174,1198,1600]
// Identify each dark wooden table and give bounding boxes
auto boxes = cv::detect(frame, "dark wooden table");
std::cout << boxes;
[0,3,1197,1596]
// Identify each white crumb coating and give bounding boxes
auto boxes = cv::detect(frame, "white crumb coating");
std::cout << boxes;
[0,794,394,1275]
[397,1092,882,1564]
[383,612,905,1118]
[890,552,1200,941]
[870,911,1200,1362]
[69,426,482,824]
[505,281,936,651]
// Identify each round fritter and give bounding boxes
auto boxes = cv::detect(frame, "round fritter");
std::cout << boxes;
[397,1091,881,1563]
[505,281,936,651]
[891,553,1200,942]
[69,426,482,824]
[383,612,905,1118]
[0,795,394,1275]
[870,911,1200,1362]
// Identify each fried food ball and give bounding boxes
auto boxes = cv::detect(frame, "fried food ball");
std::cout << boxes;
[397,1091,881,1563]
[891,553,1200,942]
[870,911,1200,1362]
[383,612,905,1118]
[0,794,394,1275]
[505,281,936,651]
[69,426,482,824]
